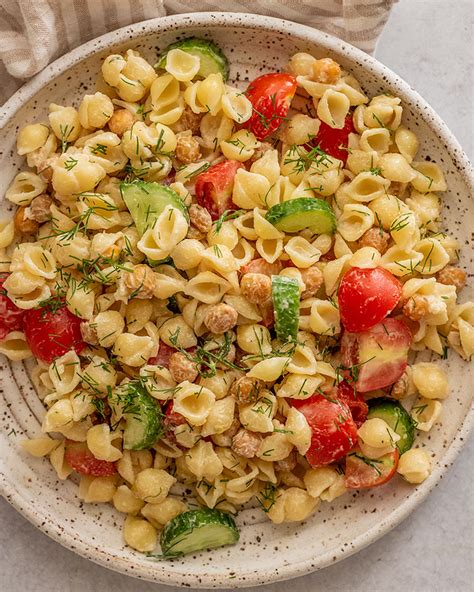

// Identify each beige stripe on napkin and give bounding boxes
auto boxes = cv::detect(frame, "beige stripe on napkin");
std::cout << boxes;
[0,0,397,106]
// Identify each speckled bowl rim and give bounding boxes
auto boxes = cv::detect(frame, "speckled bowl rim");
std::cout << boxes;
[0,12,473,589]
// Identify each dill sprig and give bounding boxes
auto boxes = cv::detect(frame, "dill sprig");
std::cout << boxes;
[256,483,278,513]
[213,209,244,234]
[284,143,332,174]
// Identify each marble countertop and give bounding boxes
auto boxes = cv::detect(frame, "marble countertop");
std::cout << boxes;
[1,1,472,591]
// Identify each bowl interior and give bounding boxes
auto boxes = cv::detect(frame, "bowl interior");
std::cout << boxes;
[0,14,472,588]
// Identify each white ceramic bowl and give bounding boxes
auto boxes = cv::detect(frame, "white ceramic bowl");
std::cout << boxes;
[0,12,472,589]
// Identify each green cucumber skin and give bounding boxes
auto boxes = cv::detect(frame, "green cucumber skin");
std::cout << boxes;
[156,37,229,81]
[160,508,239,557]
[368,398,415,454]
[120,180,188,237]
[265,197,336,234]
[123,388,164,451]
[272,276,300,342]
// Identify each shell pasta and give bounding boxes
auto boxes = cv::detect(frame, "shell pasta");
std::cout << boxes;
[2,38,470,558]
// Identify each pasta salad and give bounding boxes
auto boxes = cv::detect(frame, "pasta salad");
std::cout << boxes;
[2,37,472,557]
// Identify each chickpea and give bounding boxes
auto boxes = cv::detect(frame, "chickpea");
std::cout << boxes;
[230,376,263,404]
[231,429,262,458]
[358,227,390,254]
[123,264,156,299]
[189,203,212,234]
[169,351,199,383]
[403,295,429,321]
[14,207,38,234]
[240,273,272,304]
[175,131,202,164]
[204,303,238,334]
[108,109,135,136]
[300,265,324,299]
[312,58,341,84]
[436,266,466,292]
[26,194,53,223]
[80,321,99,346]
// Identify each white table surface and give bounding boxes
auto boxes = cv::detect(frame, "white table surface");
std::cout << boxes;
[1,1,473,591]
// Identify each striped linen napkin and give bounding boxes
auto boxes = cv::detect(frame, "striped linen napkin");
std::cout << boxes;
[0,0,397,105]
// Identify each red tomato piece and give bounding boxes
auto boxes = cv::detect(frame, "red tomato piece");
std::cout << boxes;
[0,274,25,340]
[164,401,187,429]
[243,73,297,140]
[240,258,283,277]
[148,342,177,367]
[336,381,368,428]
[307,114,354,163]
[195,160,244,220]
[258,298,275,329]
[291,394,358,467]
[344,447,399,489]
[23,305,86,364]
[341,318,412,393]
[338,267,402,333]
[65,442,117,477]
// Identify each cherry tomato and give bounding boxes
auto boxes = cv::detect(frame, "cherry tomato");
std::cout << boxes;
[65,442,117,477]
[338,267,402,333]
[291,393,358,467]
[240,258,283,277]
[341,318,412,393]
[243,73,297,140]
[344,447,399,489]
[307,114,354,163]
[336,381,368,428]
[195,160,244,220]
[23,305,86,364]
[0,274,25,340]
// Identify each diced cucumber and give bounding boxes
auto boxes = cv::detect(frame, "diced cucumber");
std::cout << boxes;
[368,398,415,454]
[272,275,300,342]
[121,381,164,450]
[156,37,229,81]
[265,198,336,234]
[160,508,239,557]
[120,180,188,237]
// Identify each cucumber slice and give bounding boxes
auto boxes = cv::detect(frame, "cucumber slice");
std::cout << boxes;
[368,398,415,454]
[121,381,164,450]
[272,275,300,342]
[156,38,229,81]
[160,508,239,557]
[265,198,336,234]
[120,180,188,237]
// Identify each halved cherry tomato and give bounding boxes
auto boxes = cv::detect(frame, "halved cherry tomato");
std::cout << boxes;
[243,73,297,140]
[0,274,25,340]
[65,441,117,477]
[240,258,283,277]
[336,381,368,428]
[23,305,85,364]
[340,318,412,393]
[307,114,354,163]
[291,393,358,467]
[338,267,402,333]
[195,160,244,220]
[344,447,399,489]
